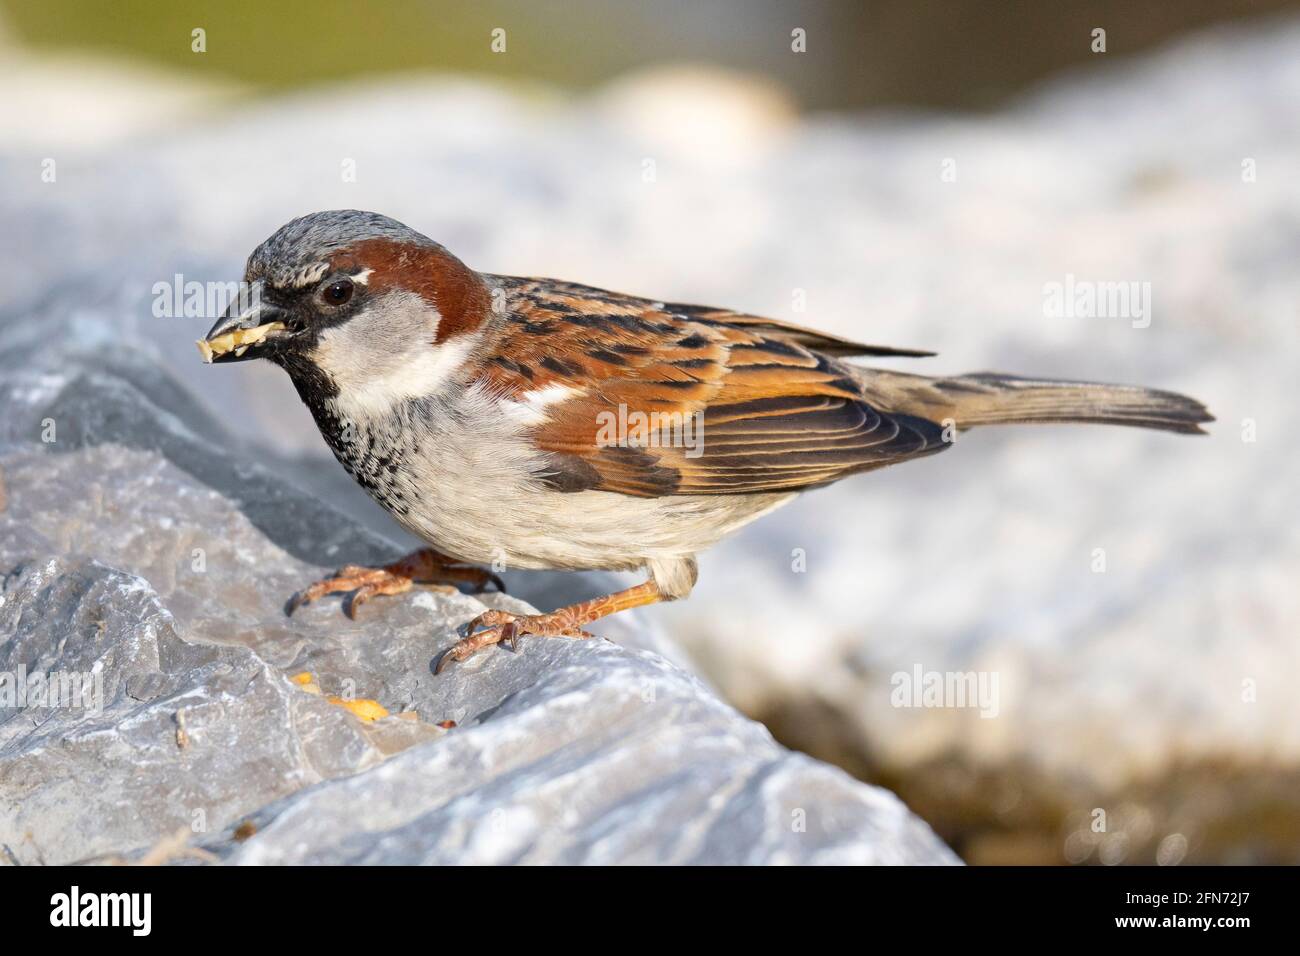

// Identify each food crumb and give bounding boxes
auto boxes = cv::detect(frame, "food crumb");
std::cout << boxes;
[328,697,389,722]
[290,671,322,695]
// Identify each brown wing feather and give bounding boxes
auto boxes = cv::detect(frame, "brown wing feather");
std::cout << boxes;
[668,304,936,358]
[476,277,947,498]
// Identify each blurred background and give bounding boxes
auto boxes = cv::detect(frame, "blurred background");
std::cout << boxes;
[7,0,1300,110]
[4,0,1299,110]
[2,0,1297,864]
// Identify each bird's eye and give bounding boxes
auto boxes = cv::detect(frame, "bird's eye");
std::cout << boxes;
[321,278,354,306]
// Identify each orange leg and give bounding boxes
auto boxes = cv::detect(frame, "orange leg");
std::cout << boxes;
[436,580,664,674]
[288,548,505,619]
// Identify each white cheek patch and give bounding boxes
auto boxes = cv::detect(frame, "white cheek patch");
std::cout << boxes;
[308,290,477,419]
[325,336,475,419]
[351,268,374,286]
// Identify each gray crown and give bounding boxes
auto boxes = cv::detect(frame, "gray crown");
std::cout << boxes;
[245,210,434,289]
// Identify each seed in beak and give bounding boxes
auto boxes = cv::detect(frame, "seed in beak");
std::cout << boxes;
[196,320,287,363]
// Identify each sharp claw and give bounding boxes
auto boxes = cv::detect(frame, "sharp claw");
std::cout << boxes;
[488,572,507,593]
[504,623,519,652]
[434,651,456,675]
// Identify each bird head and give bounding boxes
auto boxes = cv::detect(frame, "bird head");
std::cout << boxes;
[200,210,492,409]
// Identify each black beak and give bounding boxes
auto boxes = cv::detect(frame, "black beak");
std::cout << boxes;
[198,282,288,364]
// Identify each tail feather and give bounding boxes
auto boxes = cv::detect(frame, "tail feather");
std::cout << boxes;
[862,371,1213,435]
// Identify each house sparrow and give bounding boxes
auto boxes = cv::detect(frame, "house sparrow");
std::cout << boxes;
[200,210,1212,672]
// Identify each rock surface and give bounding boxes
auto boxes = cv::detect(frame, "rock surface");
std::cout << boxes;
[0,313,955,865]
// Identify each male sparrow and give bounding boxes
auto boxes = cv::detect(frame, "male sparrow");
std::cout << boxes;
[200,210,1211,672]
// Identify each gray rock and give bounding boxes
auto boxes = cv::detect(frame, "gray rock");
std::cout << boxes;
[0,320,955,865]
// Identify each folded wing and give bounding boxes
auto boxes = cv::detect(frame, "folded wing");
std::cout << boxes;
[477,278,947,497]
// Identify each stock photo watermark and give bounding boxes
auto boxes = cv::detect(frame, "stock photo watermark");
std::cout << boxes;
[151,274,261,320]
[50,886,151,936]
[0,663,104,717]
[595,403,706,458]
[891,664,1000,719]
[1043,273,1152,329]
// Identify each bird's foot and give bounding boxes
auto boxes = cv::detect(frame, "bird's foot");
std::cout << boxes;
[435,608,595,674]
[287,547,505,619]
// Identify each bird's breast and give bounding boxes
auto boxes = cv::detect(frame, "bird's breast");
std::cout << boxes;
[308,399,420,520]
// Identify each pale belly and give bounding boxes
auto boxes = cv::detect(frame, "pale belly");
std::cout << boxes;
[389,479,795,573]
[319,391,795,573]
